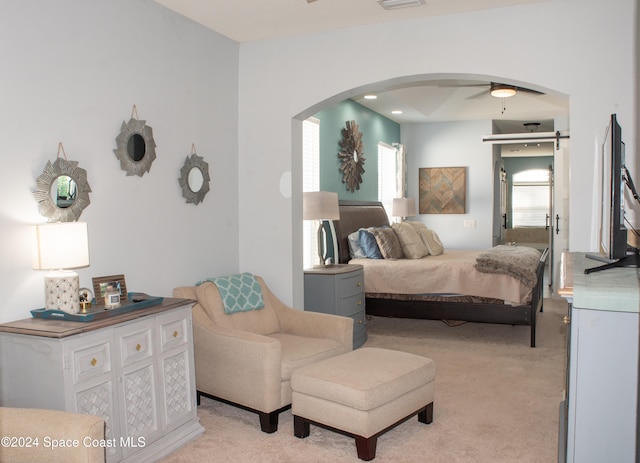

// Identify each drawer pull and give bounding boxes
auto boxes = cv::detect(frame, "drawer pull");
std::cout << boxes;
[357,282,362,287]
[358,320,363,324]
[173,330,179,338]
[136,343,142,352]
[357,300,362,306]
[90,358,97,367]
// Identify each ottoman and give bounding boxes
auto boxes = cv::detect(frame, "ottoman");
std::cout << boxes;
[291,347,435,461]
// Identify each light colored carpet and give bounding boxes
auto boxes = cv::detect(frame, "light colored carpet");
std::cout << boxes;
[161,297,567,463]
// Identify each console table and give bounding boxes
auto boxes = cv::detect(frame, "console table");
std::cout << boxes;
[559,252,639,463]
[0,298,204,463]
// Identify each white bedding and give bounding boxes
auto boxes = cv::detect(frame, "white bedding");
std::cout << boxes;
[349,249,536,305]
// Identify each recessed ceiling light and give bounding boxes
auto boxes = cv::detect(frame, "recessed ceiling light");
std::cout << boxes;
[364,95,377,100]
[378,0,425,10]
[392,110,403,115]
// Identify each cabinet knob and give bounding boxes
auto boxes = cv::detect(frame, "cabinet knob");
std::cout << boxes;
[563,316,571,325]
[136,343,142,352]
[90,358,97,367]
[358,319,363,324]
[357,282,362,287]
[357,300,362,306]
[173,330,179,338]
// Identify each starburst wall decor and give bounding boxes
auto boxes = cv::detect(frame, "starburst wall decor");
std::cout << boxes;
[338,120,365,193]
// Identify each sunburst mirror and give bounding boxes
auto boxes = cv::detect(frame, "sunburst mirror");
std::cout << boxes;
[338,120,365,193]
[179,147,211,205]
[33,147,92,222]
[113,106,157,177]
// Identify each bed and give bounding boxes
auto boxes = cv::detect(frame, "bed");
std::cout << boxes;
[329,200,548,347]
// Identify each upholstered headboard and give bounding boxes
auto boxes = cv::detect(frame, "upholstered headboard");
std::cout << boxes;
[331,200,390,264]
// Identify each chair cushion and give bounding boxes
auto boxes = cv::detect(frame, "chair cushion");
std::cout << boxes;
[195,281,280,335]
[269,333,347,381]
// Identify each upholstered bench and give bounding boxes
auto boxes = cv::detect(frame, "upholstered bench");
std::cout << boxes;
[291,347,435,461]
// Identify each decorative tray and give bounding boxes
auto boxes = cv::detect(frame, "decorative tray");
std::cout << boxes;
[31,293,164,322]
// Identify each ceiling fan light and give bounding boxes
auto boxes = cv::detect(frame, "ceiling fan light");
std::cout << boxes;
[490,85,517,98]
[378,0,425,10]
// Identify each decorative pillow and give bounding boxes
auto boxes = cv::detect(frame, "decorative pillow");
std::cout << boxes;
[391,222,428,258]
[407,221,428,232]
[196,272,265,314]
[348,230,367,259]
[359,228,383,259]
[370,227,404,259]
[417,228,444,256]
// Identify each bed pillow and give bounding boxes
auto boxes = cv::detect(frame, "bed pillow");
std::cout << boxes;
[359,228,383,259]
[418,228,444,256]
[348,230,367,259]
[391,222,429,259]
[370,227,404,259]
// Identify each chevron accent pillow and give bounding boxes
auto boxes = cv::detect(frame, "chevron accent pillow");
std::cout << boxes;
[197,272,265,314]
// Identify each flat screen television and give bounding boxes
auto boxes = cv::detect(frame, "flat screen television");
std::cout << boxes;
[585,114,639,274]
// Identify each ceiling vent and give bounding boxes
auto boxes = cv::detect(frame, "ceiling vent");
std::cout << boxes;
[378,0,425,10]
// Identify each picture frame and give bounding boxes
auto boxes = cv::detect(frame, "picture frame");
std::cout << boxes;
[92,274,128,306]
[419,166,467,214]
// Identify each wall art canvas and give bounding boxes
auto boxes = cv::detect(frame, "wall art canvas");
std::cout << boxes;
[419,167,466,214]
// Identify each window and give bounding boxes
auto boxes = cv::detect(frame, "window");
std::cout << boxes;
[377,142,398,222]
[302,117,320,269]
[512,169,550,227]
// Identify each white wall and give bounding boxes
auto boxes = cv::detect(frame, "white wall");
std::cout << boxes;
[0,0,240,322]
[238,0,636,307]
[402,120,495,250]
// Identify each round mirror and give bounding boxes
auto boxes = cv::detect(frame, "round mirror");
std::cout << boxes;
[51,175,77,209]
[179,153,210,205]
[188,167,204,193]
[114,117,157,176]
[127,134,146,162]
[33,158,91,222]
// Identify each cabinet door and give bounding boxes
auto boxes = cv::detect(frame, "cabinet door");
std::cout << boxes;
[116,319,162,458]
[157,307,196,431]
[64,330,121,462]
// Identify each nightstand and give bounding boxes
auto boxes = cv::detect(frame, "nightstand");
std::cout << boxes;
[304,264,366,348]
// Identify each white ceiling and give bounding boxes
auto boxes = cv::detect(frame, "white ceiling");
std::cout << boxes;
[153,0,567,156]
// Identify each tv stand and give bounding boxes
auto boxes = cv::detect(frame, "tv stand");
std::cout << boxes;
[584,251,640,274]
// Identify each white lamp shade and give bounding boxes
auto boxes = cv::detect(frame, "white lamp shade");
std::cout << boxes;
[392,198,417,218]
[33,222,90,270]
[303,191,340,221]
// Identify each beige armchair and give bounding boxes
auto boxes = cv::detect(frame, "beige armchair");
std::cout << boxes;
[0,407,105,463]
[174,274,353,433]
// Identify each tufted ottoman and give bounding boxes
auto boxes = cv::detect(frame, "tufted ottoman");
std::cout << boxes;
[291,347,435,461]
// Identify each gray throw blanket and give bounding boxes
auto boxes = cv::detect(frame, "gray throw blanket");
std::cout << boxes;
[474,245,542,288]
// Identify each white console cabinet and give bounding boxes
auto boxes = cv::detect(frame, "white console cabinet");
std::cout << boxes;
[0,298,204,463]
[559,253,638,463]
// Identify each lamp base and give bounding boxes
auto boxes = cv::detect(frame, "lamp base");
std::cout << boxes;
[45,270,80,314]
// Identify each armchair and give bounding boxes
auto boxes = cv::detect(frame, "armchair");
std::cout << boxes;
[0,407,105,463]
[173,274,353,433]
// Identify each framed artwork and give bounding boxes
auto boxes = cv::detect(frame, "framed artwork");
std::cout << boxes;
[419,167,466,214]
[92,274,128,305]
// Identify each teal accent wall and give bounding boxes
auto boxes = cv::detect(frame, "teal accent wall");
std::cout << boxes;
[315,99,400,200]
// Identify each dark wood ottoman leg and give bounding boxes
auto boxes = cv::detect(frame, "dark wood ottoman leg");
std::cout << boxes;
[293,415,310,438]
[418,402,434,424]
[355,435,377,461]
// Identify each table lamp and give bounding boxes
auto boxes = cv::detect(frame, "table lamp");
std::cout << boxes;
[33,222,90,314]
[303,191,340,267]
[392,197,417,221]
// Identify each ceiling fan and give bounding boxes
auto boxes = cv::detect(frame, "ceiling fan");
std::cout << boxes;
[441,81,544,99]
